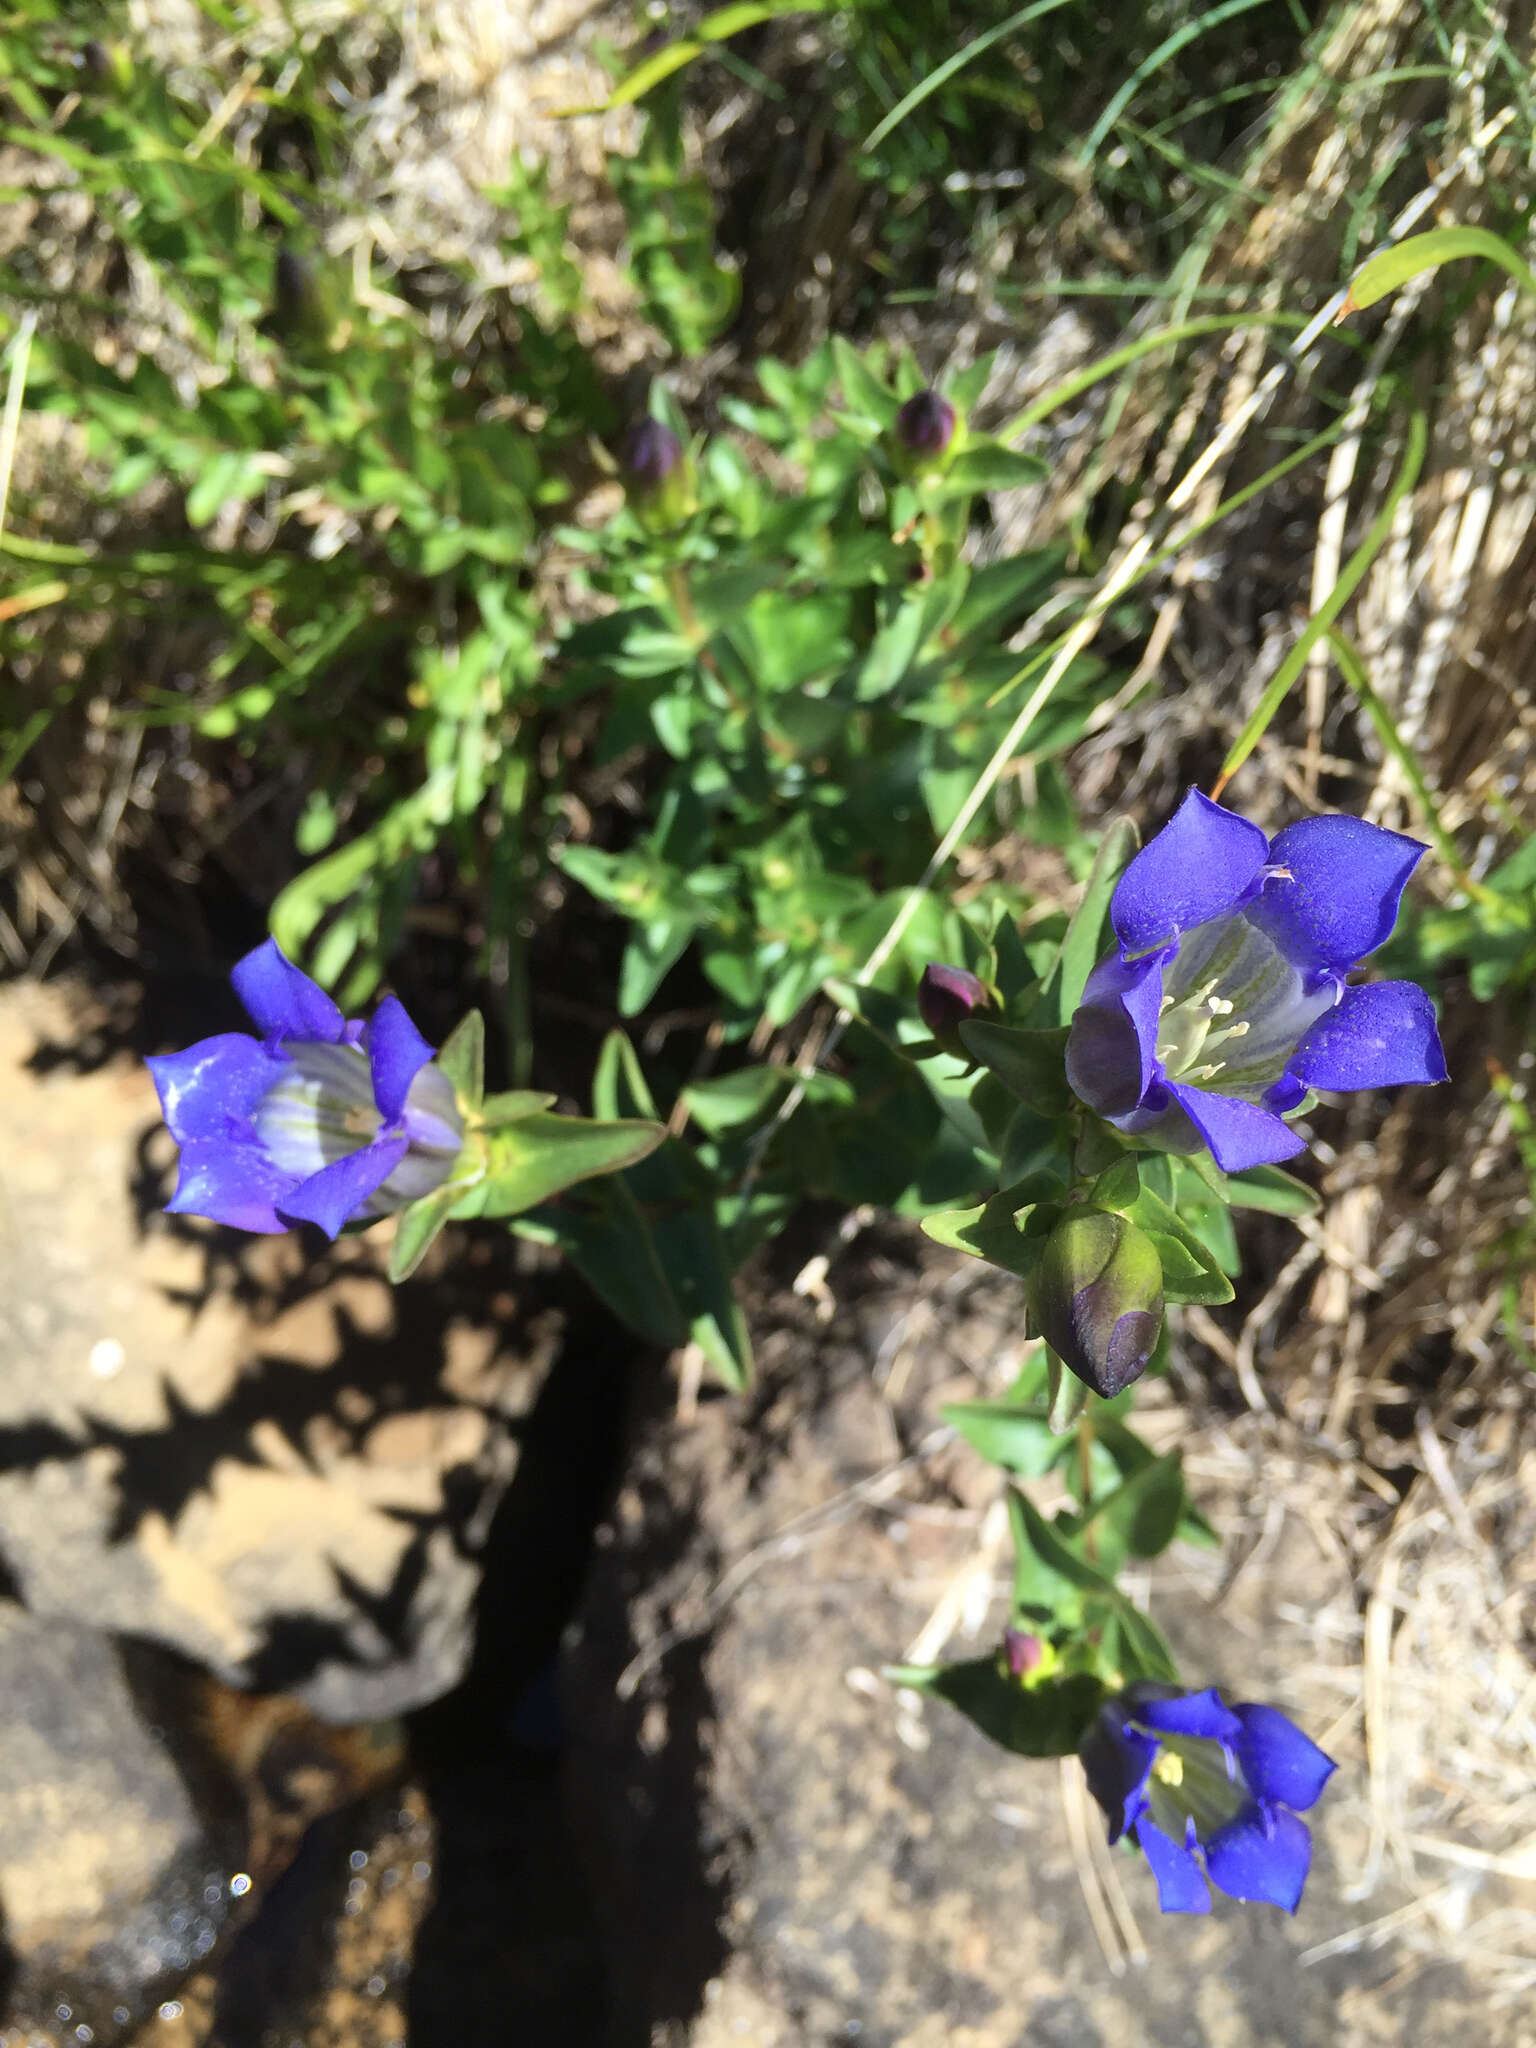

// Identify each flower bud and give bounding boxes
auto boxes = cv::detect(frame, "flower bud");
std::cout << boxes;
[896,389,957,456]
[1026,1208,1164,1398]
[1003,1628,1046,1679]
[80,39,133,91]
[620,417,697,528]
[267,248,332,346]
[917,962,992,1051]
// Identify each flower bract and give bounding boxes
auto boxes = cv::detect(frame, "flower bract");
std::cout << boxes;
[1064,790,1447,1171]
[147,939,465,1240]
[1080,1681,1336,1913]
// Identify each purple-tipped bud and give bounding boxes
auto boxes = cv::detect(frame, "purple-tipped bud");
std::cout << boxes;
[918,963,992,1050]
[1027,1209,1164,1399]
[620,417,684,493]
[80,39,132,89]
[1004,1628,1045,1679]
[896,389,958,457]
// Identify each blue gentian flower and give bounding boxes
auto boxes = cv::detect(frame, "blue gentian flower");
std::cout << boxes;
[1065,790,1447,1171]
[147,939,465,1240]
[1080,1682,1336,1913]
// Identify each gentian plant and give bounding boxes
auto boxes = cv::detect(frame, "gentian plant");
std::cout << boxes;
[884,792,1445,1915]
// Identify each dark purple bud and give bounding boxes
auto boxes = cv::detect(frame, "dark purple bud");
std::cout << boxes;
[1004,1628,1045,1679]
[1027,1209,1164,1399]
[896,389,957,457]
[620,417,684,493]
[80,39,132,89]
[918,963,991,1049]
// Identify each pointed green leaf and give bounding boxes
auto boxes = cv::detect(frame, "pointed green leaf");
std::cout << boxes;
[920,1184,1058,1281]
[1223,1162,1320,1216]
[957,1020,1072,1110]
[886,1659,1105,1758]
[435,1010,485,1111]
[1053,815,1139,1024]
[1089,1155,1141,1214]
[1078,1452,1185,1570]
[941,1400,1058,1477]
[388,1181,466,1282]
[1146,1230,1235,1305]
[477,1088,558,1127]
[455,1113,664,1218]
[593,1029,660,1122]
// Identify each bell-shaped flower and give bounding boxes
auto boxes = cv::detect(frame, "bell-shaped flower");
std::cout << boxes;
[147,939,465,1240]
[1080,1681,1336,1913]
[1064,790,1447,1171]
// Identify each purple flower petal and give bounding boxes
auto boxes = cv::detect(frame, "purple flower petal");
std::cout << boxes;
[365,995,436,1125]
[1244,816,1425,977]
[230,937,346,1045]
[1286,980,1447,1093]
[1231,1705,1336,1813]
[276,1135,410,1240]
[165,1139,290,1233]
[1135,1816,1211,1913]
[1065,953,1167,1117]
[1204,1804,1313,1912]
[1164,1081,1308,1172]
[1133,1686,1243,1743]
[1080,1709,1160,1844]
[147,1034,284,1142]
[1110,791,1269,958]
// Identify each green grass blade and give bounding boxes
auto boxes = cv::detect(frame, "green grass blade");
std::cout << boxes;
[1346,226,1536,313]
[861,0,1075,153]
[1077,0,1275,167]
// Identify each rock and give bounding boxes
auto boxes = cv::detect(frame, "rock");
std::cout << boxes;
[0,1604,244,2044]
[0,979,558,1722]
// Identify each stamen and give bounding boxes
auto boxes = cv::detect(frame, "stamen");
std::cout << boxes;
[1187,1062,1223,1081]
[1152,1752,1185,1788]
[1159,995,1174,1015]
[1208,996,1234,1016]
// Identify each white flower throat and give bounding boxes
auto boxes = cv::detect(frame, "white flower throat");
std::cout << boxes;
[1153,916,1337,1102]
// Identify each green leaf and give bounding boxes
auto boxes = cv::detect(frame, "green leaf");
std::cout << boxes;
[683,1065,788,1134]
[920,1184,1057,1281]
[1145,1231,1236,1305]
[886,1660,1105,1758]
[830,336,900,426]
[1345,226,1536,315]
[388,1182,466,1283]
[957,1021,1072,1110]
[477,1089,559,1127]
[1088,1155,1141,1214]
[930,442,1049,496]
[941,1399,1058,1477]
[520,1177,688,1349]
[1053,816,1139,1024]
[454,1114,664,1218]
[1224,1162,1320,1216]
[593,1029,660,1122]
[1078,1453,1185,1570]
[435,1010,485,1111]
